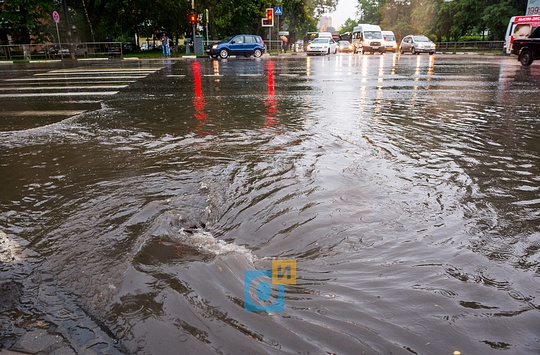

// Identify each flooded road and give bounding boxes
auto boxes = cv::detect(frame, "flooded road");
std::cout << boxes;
[1,53,539,354]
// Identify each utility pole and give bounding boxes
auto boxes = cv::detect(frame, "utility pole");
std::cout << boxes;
[62,0,76,59]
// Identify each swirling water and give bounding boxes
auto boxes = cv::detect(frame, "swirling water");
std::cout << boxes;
[0,54,539,354]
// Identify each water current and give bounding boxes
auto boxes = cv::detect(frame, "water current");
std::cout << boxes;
[0,54,539,354]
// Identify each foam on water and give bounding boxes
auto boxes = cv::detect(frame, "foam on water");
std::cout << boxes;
[177,228,255,263]
[0,230,24,263]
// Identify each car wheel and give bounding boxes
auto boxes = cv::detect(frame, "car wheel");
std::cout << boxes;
[360,47,365,55]
[411,47,417,55]
[334,48,337,54]
[520,49,534,66]
[400,47,404,55]
[429,51,434,55]
[219,49,229,59]
[253,48,263,58]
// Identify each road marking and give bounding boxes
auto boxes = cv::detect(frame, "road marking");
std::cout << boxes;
[0,85,128,91]
[5,76,147,81]
[36,70,158,76]
[5,110,87,116]
[0,92,118,98]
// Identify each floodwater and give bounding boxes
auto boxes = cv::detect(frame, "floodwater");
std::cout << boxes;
[0,53,539,354]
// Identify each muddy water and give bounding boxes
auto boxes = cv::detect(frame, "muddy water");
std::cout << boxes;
[1,54,539,354]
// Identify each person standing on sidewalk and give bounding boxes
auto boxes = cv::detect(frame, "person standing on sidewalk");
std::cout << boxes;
[161,34,171,57]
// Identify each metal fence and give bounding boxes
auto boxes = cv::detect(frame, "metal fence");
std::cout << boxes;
[434,41,504,51]
[0,40,507,60]
[0,42,127,61]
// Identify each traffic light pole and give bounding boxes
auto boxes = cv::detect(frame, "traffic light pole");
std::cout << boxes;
[192,0,196,53]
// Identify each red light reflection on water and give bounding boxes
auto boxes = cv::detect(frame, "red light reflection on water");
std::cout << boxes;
[264,61,278,127]
[192,61,208,134]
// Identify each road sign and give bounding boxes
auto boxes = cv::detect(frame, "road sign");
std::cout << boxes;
[52,11,60,23]
[274,6,283,15]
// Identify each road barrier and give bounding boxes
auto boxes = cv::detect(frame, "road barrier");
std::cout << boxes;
[0,42,127,61]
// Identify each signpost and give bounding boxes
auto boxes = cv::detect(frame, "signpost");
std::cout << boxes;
[52,11,63,59]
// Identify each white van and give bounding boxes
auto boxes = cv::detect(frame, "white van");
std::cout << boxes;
[382,30,397,52]
[503,15,540,54]
[352,24,385,54]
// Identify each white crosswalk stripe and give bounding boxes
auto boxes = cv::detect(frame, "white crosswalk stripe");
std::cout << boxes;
[0,65,162,130]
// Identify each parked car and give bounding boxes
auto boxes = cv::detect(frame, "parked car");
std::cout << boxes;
[306,38,338,55]
[122,42,139,53]
[399,35,435,55]
[140,43,156,51]
[294,40,304,52]
[338,40,354,53]
[47,45,70,58]
[206,34,265,59]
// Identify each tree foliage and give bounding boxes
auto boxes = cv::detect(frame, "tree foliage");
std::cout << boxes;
[0,0,531,45]
[359,0,527,41]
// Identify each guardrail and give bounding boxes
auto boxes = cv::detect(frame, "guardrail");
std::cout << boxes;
[0,40,507,60]
[0,42,126,61]
[434,41,504,51]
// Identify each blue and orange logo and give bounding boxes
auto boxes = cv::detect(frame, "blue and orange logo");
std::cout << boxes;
[244,260,296,312]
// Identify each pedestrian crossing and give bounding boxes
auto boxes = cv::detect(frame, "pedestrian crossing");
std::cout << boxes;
[0,67,160,98]
[0,66,162,130]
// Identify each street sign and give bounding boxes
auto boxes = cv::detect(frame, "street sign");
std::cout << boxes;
[274,6,283,15]
[52,11,60,23]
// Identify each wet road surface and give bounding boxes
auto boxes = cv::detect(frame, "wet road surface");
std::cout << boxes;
[1,53,539,354]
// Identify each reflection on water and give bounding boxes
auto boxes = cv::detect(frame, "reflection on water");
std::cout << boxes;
[0,55,539,354]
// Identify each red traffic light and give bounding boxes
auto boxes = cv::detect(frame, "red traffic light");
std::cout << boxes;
[189,9,197,24]
[267,9,273,21]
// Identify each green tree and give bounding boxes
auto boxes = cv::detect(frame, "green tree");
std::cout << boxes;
[358,0,382,24]
[340,18,359,33]
[0,0,54,44]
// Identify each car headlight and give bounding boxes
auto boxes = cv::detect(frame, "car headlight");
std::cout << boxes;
[212,44,217,49]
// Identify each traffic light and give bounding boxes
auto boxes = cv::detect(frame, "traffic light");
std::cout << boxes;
[189,10,197,25]
[262,8,273,27]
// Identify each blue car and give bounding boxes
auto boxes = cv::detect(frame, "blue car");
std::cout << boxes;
[206,34,265,59]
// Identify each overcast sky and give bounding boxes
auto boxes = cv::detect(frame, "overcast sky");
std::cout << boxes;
[325,0,359,29]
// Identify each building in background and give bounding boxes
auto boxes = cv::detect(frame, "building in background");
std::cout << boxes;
[318,16,332,32]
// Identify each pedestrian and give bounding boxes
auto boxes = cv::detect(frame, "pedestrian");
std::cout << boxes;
[280,35,288,53]
[161,33,171,57]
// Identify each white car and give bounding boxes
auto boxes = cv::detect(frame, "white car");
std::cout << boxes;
[306,38,338,56]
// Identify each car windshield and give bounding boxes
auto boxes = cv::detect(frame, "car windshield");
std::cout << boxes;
[384,35,395,41]
[312,38,329,43]
[364,31,382,39]
[413,36,431,42]
[339,41,351,45]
